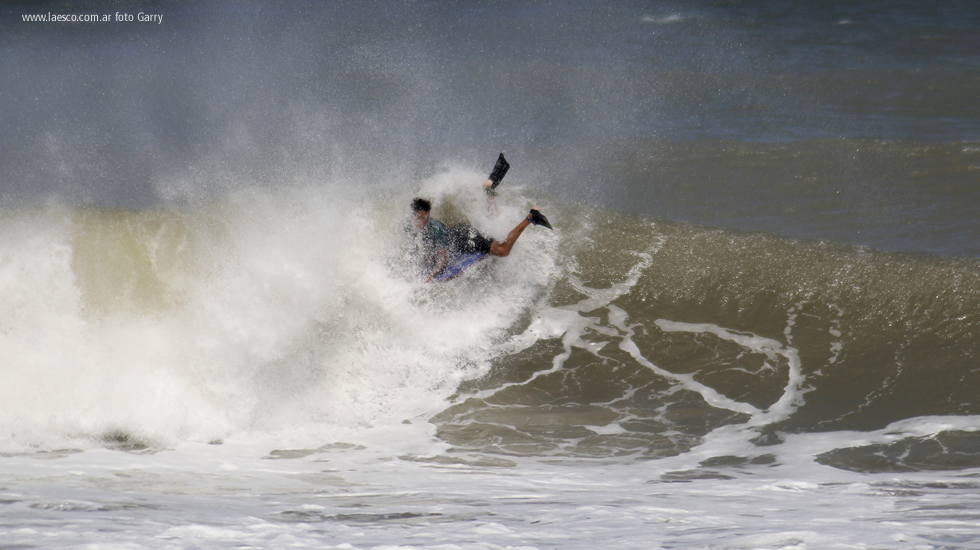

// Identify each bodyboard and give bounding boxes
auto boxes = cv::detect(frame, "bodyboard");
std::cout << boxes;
[434,252,487,282]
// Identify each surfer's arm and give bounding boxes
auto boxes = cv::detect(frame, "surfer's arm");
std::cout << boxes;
[426,248,449,282]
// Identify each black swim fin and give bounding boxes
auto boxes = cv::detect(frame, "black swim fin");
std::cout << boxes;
[487,153,510,190]
[527,208,553,230]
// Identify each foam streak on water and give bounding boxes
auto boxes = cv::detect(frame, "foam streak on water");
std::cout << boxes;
[2,442,980,549]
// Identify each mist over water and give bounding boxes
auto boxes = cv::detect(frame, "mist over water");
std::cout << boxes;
[3,2,980,548]
[0,174,561,452]
[4,0,978,254]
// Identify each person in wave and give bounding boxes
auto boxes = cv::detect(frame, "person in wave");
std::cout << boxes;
[410,154,552,282]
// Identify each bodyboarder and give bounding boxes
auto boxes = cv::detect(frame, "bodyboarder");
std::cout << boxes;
[409,154,552,282]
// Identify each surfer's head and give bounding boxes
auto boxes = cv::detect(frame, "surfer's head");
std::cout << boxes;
[411,197,431,230]
[411,197,431,213]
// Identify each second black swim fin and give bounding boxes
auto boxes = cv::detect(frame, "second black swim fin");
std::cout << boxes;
[527,208,553,230]
[487,153,510,190]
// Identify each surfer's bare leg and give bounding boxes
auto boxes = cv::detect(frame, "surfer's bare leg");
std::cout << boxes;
[483,154,508,218]
[482,179,497,218]
[488,217,530,257]
[487,208,551,257]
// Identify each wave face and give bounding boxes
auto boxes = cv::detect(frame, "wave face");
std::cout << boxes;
[1,177,978,476]
[433,203,980,473]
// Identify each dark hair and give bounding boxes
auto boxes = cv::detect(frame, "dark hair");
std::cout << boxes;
[411,197,431,213]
